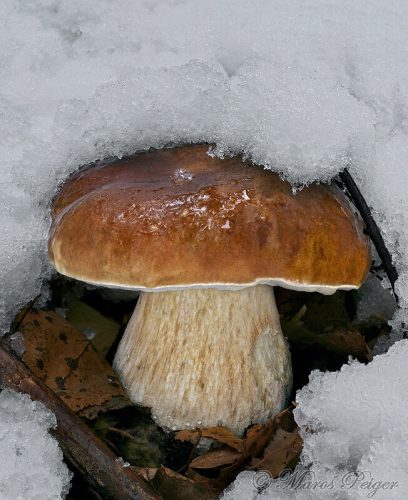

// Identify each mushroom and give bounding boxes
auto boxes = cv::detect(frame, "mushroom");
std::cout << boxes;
[48,145,371,435]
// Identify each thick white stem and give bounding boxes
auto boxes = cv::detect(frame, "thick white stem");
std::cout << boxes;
[113,285,292,435]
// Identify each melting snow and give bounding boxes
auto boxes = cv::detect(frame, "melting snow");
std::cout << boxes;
[172,169,194,182]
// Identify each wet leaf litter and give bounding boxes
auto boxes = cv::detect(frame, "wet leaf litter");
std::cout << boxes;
[5,266,394,499]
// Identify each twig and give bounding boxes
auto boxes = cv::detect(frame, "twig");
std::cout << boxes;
[0,340,160,500]
[108,426,138,441]
[5,293,41,339]
[338,168,399,299]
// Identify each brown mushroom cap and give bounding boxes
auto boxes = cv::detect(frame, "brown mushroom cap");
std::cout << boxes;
[49,145,371,293]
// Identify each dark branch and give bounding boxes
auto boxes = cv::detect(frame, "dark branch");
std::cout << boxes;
[338,168,398,298]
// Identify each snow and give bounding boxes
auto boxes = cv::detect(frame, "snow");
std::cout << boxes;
[0,389,71,499]
[1,0,408,497]
[223,341,408,499]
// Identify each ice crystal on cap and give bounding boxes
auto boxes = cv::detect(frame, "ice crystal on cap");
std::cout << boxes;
[0,389,71,499]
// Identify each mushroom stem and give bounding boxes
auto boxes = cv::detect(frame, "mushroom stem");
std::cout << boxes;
[113,285,292,435]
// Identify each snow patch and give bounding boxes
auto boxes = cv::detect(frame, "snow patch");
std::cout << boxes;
[0,389,72,499]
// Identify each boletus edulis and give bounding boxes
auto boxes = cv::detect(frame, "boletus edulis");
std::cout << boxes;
[48,145,371,435]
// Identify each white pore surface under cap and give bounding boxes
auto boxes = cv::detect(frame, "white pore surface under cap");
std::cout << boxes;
[51,265,358,296]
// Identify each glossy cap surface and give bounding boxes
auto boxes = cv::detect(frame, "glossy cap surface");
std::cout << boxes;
[49,145,371,293]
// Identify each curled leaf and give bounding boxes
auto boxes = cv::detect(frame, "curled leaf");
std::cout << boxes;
[182,408,301,492]
[176,426,244,452]
[248,409,302,476]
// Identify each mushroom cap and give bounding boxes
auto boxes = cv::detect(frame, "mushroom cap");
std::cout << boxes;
[49,145,371,294]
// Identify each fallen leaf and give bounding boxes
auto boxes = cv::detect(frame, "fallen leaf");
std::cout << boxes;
[176,426,244,452]
[182,408,301,492]
[320,326,372,361]
[248,409,302,477]
[189,448,241,471]
[65,298,121,358]
[276,289,373,362]
[19,309,130,418]
[138,466,218,500]
[243,416,276,457]
[282,317,373,362]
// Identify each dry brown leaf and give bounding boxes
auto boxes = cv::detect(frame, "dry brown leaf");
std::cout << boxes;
[176,426,244,452]
[189,448,242,471]
[322,326,373,361]
[19,309,130,418]
[276,289,373,363]
[183,407,301,492]
[248,409,302,477]
[139,465,218,500]
[243,416,276,456]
